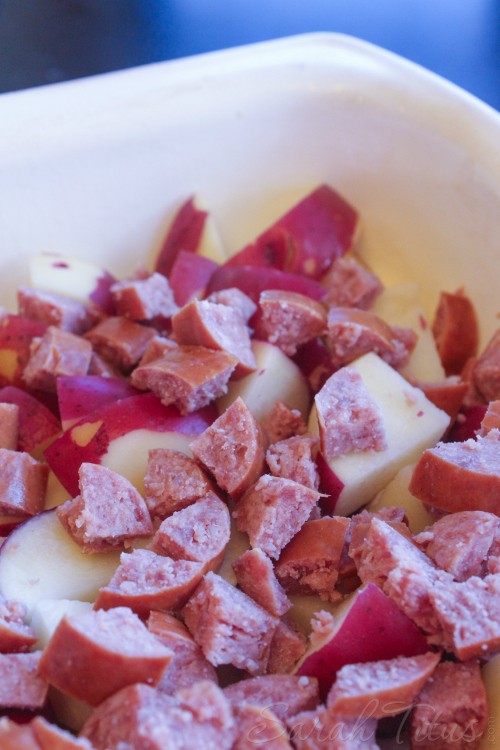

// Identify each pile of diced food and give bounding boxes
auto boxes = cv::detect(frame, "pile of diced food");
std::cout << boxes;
[0,184,499,749]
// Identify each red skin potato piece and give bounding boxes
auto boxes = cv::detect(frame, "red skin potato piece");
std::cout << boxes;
[223,674,320,722]
[0,652,49,710]
[316,452,344,515]
[432,290,479,376]
[0,315,47,391]
[31,716,95,749]
[169,250,219,307]
[0,719,41,750]
[94,549,205,615]
[0,450,49,516]
[232,547,292,617]
[295,583,430,701]
[258,290,328,356]
[446,405,487,443]
[410,660,488,750]
[224,185,358,279]
[56,376,140,428]
[274,517,350,600]
[44,392,216,497]
[190,397,266,501]
[38,607,173,707]
[408,436,500,514]
[326,652,440,719]
[0,402,18,450]
[0,387,61,453]
[172,298,256,378]
[293,338,337,394]
[155,196,208,278]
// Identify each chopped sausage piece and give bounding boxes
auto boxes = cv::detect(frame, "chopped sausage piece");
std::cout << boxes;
[267,435,320,490]
[87,350,122,378]
[0,402,18,450]
[0,652,49,709]
[172,299,256,378]
[130,345,237,414]
[148,492,230,574]
[339,507,408,580]
[84,316,156,371]
[322,256,384,310]
[348,520,414,565]
[409,435,500,514]
[410,660,488,750]
[232,704,293,750]
[223,674,319,722]
[473,329,500,402]
[111,272,179,321]
[432,290,479,376]
[258,290,328,356]
[233,475,321,560]
[326,307,417,369]
[267,615,308,674]
[315,366,387,459]
[326,652,440,718]
[0,595,37,652]
[232,547,292,617]
[144,448,214,520]
[56,463,153,553]
[262,400,309,445]
[416,377,468,424]
[414,511,500,581]
[0,449,49,516]
[479,399,500,436]
[23,326,92,392]
[288,709,379,750]
[18,286,102,335]
[182,571,279,675]
[38,607,172,707]
[206,287,257,323]
[274,517,350,600]
[190,397,266,500]
[0,719,41,750]
[80,680,235,750]
[31,717,95,749]
[93,549,205,615]
[147,611,217,694]
[139,335,178,366]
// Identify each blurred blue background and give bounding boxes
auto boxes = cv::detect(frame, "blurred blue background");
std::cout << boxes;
[0,0,499,109]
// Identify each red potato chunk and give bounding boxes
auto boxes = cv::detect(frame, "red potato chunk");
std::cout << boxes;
[190,396,266,500]
[267,615,308,674]
[93,549,205,615]
[288,709,378,750]
[432,289,479,376]
[0,402,18,450]
[144,448,214,520]
[131,344,237,414]
[262,400,308,445]
[23,326,92,392]
[326,652,440,719]
[148,492,230,573]
[473,329,500,402]
[0,449,49,516]
[80,680,235,750]
[84,316,156,371]
[38,607,173,707]
[56,462,153,553]
[410,660,488,750]
[0,386,60,453]
[322,256,384,310]
[223,674,320,722]
[274,516,350,600]
[155,195,208,278]
[409,435,500,515]
[111,272,179,321]
[172,299,256,378]
[267,435,320,490]
[0,595,37,653]
[315,366,387,460]
[233,475,321,560]
[31,716,95,749]
[258,290,328,356]
[182,571,279,675]
[147,610,217,694]
[206,287,257,323]
[0,652,48,709]
[326,307,417,370]
[17,286,101,335]
[232,547,292,617]
[414,510,500,581]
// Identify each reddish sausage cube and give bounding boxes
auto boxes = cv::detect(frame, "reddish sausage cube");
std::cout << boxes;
[23,326,92,392]
[0,449,49,516]
[0,595,37,653]
[266,434,319,490]
[0,402,18,451]
[322,256,384,310]
[144,448,214,520]
[182,571,279,675]
[232,547,292,617]
[261,399,308,446]
[267,615,308,674]
[0,652,49,709]
[84,316,156,371]
[432,289,479,376]
[473,329,500,403]
[288,709,378,750]
[56,462,153,553]
[206,287,257,323]
[38,606,173,706]
[111,272,179,321]
[17,286,101,335]
[139,335,178,366]
[258,290,328,356]
[131,344,237,414]
[223,674,320,722]
[233,475,321,559]
[31,716,95,749]
[190,396,266,500]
